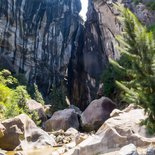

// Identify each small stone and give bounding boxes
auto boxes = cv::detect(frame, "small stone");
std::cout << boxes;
[63,139,69,144]
[146,147,155,155]
[56,135,64,143]
[65,128,78,136]
[75,133,88,145]
[119,144,138,155]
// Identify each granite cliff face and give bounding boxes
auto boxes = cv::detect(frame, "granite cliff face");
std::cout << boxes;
[91,0,155,59]
[0,0,109,110]
[80,0,155,109]
[0,0,82,96]
[0,0,155,110]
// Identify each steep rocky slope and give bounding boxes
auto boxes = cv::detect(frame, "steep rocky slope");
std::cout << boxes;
[70,0,109,110]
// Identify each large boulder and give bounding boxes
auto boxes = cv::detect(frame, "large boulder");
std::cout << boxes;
[64,105,155,155]
[69,105,82,116]
[0,150,6,155]
[0,114,56,151]
[81,97,116,131]
[44,109,79,131]
[26,99,47,122]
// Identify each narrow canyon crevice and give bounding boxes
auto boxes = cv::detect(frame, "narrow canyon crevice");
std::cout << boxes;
[0,0,123,110]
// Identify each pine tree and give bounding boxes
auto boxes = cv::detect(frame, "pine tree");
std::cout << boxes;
[112,5,155,133]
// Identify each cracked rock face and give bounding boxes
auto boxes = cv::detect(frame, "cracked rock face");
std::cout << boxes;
[0,0,82,96]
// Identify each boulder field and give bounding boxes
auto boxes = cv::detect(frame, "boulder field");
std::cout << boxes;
[64,105,155,155]
[1,99,155,155]
[44,97,116,132]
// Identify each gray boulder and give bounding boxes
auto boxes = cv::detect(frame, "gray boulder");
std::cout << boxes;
[119,144,139,155]
[69,105,82,116]
[44,109,79,131]
[81,97,116,131]
[26,99,47,122]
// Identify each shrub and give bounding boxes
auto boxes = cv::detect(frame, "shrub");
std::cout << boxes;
[0,69,41,124]
[29,84,44,105]
[47,86,68,112]
[0,69,18,88]
[146,1,155,10]
[148,23,155,34]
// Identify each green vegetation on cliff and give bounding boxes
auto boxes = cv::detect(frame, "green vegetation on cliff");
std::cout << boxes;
[0,69,29,119]
[0,69,67,122]
[0,69,43,125]
[146,1,155,10]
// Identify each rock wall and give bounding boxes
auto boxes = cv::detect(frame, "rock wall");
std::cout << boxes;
[0,0,82,96]
[0,0,154,110]
[91,0,155,59]
[0,0,110,110]
[69,0,110,110]
[79,0,155,109]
